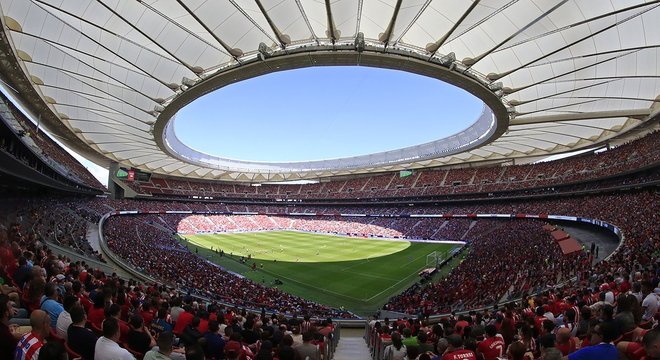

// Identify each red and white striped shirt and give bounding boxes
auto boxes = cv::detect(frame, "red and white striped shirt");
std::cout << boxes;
[14,332,44,360]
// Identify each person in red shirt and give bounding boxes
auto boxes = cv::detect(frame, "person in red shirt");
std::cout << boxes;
[140,302,154,326]
[443,334,477,360]
[87,295,106,330]
[197,310,209,334]
[72,281,92,313]
[455,315,470,337]
[478,325,505,360]
[534,307,548,333]
[173,305,194,336]
[107,303,130,343]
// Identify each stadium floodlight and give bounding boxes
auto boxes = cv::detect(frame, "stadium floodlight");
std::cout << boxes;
[153,104,165,113]
[258,42,274,59]
[507,106,517,118]
[182,77,196,87]
[439,52,456,67]
[355,32,365,52]
[488,82,503,91]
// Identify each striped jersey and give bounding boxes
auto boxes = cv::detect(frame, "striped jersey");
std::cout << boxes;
[14,332,44,360]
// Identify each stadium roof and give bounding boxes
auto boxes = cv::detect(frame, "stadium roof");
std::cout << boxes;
[0,0,658,182]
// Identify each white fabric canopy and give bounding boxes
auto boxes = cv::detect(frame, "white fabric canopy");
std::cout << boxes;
[1,0,658,181]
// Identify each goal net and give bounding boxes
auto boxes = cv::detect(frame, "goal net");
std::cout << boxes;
[426,251,443,268]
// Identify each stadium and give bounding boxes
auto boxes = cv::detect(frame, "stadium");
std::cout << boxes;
[0,1,658,360]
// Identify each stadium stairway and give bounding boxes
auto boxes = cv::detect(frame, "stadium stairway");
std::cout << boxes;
[332,336,372,360]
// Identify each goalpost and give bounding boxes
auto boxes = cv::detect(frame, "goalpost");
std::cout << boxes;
[425,251,444,268]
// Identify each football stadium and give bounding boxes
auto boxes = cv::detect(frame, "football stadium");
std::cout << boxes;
[0,1,658,360]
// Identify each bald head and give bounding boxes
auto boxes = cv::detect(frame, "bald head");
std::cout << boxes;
[30,309,50,337]
[556,327,571,343]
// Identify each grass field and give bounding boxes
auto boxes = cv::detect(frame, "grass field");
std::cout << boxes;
[181,231,461,315]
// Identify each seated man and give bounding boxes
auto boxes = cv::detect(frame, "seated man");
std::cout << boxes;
[67,304,98,360]
[442,335,477,360]
[567,322,617,360]
[40,282,64,328]
[14,310,50,360]
[94,317,134,360]
[127,314,156,355]
[144,331,185,360]
[56,295,78,340]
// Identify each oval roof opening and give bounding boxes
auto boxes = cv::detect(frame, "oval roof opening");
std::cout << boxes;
[173,66,484,163]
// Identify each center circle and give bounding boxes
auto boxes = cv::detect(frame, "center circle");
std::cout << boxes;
[173,66,483,162]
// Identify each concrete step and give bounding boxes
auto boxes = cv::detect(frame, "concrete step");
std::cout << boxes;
[332,336,372,360]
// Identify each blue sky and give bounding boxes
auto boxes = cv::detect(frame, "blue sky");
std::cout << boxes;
[174,66,483,162]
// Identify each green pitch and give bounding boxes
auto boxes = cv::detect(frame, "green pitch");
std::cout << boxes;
[182,231,461,315]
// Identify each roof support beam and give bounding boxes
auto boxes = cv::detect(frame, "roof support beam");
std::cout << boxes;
[294,0,319,44]
[511,109,652,125]
[54,101,147,127]
[515,99,600,117]
[509,122,621,133]
[393,0,433,45]
[355,0,364,37]
[507,79,615,106]
[254,0,291,48]
[378,0,403,47]
[547,76,660,84]
[96,0,201,77]
[31,0,178,90]
[505,49,640,95]
[463,0,568,69]
[324,0,338,44]
[175,0,244,60]
[426,0,480,56]
[494,0,660,54]
[228,0,281,47]
[503,135,576,147]
[26,61,153,118]
[137,1,229,57]
[13,32,159,110]
[488,3,660,81]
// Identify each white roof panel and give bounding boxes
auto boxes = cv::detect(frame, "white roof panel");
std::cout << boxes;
[0,0,656,181]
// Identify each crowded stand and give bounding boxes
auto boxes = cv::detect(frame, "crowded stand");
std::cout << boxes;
[0,126,657,360]
[385,219,588,313]
[0,188,657,359]
[97,187,657,318]
[121,131,659,201]
[0,93,105,191]
[29,199,105,262]
[0,212,341,360]
[103,214,353,319]
[383,190,659,316]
